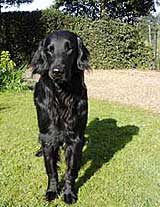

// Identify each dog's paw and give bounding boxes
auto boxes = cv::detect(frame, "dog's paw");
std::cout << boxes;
[63,191,77,204]
[45,190,58,201]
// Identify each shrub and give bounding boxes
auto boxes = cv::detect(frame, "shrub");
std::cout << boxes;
[0,51,26,91]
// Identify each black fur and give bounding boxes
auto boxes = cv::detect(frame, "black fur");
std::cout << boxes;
[31,30,90,204]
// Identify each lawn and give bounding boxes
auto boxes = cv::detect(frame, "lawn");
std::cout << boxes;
[0,92,160,207]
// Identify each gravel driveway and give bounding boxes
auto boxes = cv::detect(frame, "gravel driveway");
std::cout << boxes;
[29,69,160,113]
[85,70,160,113]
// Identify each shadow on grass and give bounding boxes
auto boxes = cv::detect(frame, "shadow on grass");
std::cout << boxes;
[76,118,139,190]
[0,105,11,123]
[0,104,10,112]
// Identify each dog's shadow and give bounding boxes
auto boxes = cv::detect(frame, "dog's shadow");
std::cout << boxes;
[76,118,139,189]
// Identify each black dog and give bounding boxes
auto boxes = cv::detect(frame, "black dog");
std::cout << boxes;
[31,30,90,204]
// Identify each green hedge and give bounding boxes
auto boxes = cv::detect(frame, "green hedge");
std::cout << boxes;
[1,11,46,65]
[71,17,152,69]
[1,9,153,69]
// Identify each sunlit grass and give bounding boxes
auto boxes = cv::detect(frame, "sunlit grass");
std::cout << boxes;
[0,92,160,207]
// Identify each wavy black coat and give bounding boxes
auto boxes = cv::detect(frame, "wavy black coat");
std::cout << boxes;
[31,30,90,204]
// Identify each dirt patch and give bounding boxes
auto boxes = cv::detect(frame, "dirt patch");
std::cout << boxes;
[85,70,160,113]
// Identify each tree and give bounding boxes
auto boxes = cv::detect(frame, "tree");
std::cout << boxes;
[0,0,32,8]
[105,0,155,23]
[0,0,33,14]
[54,0,156,23]
[54,0,99,19]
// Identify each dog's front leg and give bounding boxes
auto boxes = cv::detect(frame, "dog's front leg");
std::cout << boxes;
[64,137,84,204]
[41,138,59,201]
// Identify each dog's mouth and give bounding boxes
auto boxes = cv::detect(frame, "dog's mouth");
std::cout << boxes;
[49,69,64,82]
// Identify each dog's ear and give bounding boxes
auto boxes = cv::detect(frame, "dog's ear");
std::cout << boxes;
[31,39,48,75]
[77,37,90,70]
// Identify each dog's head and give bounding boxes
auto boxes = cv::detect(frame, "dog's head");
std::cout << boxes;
[31,30,90,82]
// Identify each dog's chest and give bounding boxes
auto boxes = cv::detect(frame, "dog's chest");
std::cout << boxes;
[49,90,78,131]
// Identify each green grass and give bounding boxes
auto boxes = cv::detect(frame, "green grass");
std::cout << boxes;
[1,92,160,207]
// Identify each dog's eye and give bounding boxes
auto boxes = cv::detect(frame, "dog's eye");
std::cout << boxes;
[46,45,54,56]
[65,42,72,54]
[49,45,55,53]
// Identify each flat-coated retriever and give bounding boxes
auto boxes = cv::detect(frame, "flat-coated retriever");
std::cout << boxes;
[31,30,90,204]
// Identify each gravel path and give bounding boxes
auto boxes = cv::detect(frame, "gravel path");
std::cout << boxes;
[29,69,160,113]
[85,70,160,113]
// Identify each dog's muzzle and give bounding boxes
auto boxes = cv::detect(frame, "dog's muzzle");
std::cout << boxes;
[49,68,64,81]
